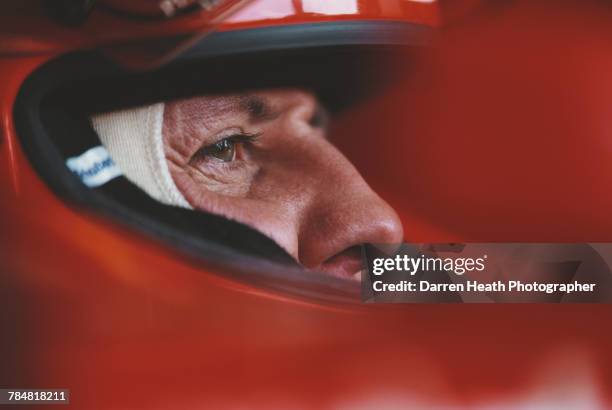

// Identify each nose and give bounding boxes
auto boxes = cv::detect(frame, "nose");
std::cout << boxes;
[260,89,404,273]
[296,141,404,272]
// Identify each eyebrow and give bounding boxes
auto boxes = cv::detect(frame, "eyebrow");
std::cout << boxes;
[238,95,278,123]
[238,94,330,133]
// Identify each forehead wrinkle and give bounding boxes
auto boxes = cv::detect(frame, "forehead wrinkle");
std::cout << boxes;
[174,95,246,128]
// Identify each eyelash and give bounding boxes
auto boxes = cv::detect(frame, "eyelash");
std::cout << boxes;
[192,132,260,163]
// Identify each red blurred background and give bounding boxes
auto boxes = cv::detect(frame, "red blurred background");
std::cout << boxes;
[2,0,612,408]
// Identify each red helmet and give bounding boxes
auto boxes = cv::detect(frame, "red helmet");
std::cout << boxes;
[2,0,612,408]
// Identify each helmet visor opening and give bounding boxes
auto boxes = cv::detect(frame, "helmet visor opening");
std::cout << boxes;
[15,21,429,301]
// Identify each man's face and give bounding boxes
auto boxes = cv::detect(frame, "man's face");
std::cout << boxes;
[162,88,403,278]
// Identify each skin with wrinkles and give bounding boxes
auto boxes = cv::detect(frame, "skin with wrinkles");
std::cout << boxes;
[162,88,403,278]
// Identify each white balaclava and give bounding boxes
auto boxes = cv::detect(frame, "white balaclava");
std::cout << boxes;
[90,103,191,208]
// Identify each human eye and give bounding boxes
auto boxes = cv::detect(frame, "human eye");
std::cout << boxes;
[192,133,260,164]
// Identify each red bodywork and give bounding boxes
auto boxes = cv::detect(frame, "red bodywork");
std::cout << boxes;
[1,0,612,408]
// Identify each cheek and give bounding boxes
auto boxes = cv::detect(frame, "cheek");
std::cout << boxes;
[169,161,259,200]
[167,161,301,257]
